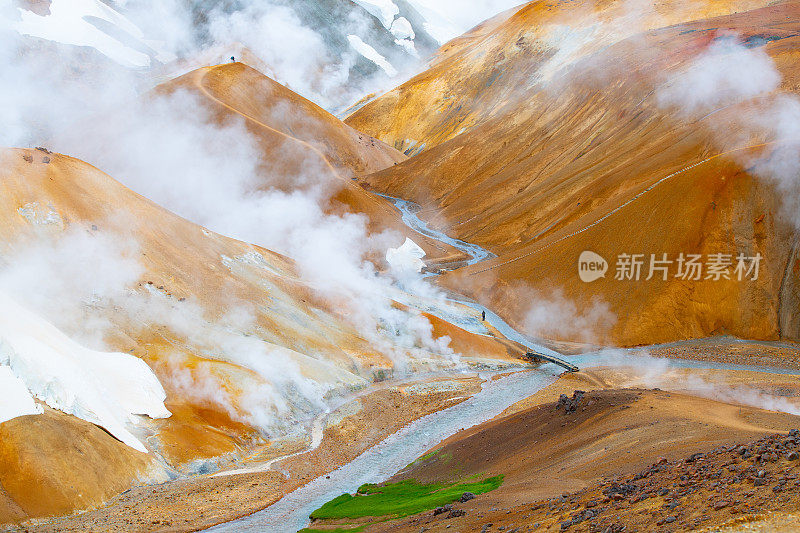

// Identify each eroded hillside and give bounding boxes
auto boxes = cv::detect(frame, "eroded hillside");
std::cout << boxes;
[0,146,523,522]
[354,1,800,347]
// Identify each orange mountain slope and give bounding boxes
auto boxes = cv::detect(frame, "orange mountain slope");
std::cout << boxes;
[346,0,777,155]
[157,62,463,264]
[0,148,524,522]
[357,2,800,347]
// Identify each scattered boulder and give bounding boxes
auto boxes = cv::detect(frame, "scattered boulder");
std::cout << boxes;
[22,154,33,163]
[557,391,586,413]
[604,482,637,496]
[713,500,730,510]
[447,509,466,518]
[434,504,453,516]
[460,492,476,503]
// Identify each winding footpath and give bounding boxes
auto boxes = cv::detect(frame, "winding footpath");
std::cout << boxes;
[471,141,781,275]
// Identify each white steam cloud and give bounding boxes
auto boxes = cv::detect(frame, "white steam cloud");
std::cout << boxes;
[657,38,781,115]
[0,225,143,349]
[657,36,800,229]
[0,0,465,439]
[591,349,800,416]
[202,3,354,107]
[522,288,616,345]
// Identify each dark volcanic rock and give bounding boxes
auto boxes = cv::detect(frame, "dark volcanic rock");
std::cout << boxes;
[433,504,453,516]
[557,391,586,413]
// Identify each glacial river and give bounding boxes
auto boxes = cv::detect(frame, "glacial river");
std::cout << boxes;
[207,194,800,533]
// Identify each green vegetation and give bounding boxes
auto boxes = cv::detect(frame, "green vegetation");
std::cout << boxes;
[309,476,503,520]
[403,449,453,470]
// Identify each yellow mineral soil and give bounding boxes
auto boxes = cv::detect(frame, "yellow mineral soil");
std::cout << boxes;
[0,148,523,522]
[355,1,800,348]
[346,0,778,153]
[159,62,464,262]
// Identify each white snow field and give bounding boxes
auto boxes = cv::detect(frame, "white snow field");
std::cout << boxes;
[351,0,400,30]
[406,0,527,43]
[347,34,398,77]
[0,291,170,453]
[11,0,170,68]
[0,365,43,424]
[386,237,426,274]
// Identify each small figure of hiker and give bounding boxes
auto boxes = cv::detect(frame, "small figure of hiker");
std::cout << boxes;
[481,310,486,321]
[230,56,235,63]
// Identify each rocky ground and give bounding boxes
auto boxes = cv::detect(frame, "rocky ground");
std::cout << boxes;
[314,374,800,533]
[396,429,800,532]
[646,339,800,372]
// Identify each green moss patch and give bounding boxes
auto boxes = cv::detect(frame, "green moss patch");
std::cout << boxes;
[309,475,503,520]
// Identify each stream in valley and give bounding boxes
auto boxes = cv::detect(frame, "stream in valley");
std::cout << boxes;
[207,193,800,532]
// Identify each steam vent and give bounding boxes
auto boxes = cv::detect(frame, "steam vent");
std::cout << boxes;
[3,1,800,532]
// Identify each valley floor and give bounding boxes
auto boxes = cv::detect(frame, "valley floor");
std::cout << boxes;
[5,342,800,533]
[1,374,484,533]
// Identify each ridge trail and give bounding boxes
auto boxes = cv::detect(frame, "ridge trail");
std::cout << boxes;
[193,65,344,181]
[470,141,782,275]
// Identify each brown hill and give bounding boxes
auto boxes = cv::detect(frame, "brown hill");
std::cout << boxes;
[354,1,800,347]
[345,0,776,154]
[0,148,523,522]
[158,62,463,263]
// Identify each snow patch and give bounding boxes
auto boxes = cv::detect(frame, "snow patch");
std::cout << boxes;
[0,366,42,424]
[221,251,284,276]
[12,0,152,68]
[347,34,398,77]
[394,38,418,56]
[405,0,526,43]
[403,0,461,44]
[390,17,415,40]
[0,291,170,452]
[351,0,399,30]
[386,238,426,274]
